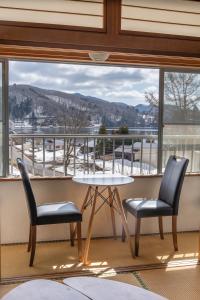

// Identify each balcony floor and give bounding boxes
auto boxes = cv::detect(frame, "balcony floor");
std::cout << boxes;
[1,232,199,299]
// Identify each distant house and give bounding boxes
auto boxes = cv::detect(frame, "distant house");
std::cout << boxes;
[46,139,64,151]
[114,139,158,167]
[81,139,96,153]
[134,139,158,167]
[114,145,136,161]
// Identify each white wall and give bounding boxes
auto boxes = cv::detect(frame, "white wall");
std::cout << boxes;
[1,176,199,244]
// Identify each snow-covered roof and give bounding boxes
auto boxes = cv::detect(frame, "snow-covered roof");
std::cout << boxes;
[115,145,134,154]
[134,139,157,150]
[45,139,64,146]
[87,140,96,148]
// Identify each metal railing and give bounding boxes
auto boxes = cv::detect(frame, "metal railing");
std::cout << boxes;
[9,133,200,177]
[9,134,158,177]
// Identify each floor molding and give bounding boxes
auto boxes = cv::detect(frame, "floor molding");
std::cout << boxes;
[1,230,198,247]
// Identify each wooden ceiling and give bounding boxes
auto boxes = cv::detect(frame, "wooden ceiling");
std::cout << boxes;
[0,0,199,68]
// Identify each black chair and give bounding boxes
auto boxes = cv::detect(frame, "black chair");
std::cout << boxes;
[122,155,189,256]
[16,158,82,266]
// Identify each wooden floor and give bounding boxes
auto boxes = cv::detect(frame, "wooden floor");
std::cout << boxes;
[1,232,199,300]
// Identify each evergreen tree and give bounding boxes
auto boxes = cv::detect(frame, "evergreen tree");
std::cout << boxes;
[118,125,129,134]
[99,124,107,134]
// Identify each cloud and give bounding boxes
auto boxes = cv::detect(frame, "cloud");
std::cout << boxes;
[9,61,159,106]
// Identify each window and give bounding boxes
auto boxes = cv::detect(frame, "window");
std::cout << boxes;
[8,61,159,177]
[163,71,200,172]
[0,60,198,178]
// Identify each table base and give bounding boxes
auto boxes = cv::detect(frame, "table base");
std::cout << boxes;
[79,185,135,265]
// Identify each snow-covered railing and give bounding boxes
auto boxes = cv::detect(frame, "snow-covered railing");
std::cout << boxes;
[9,133,199,177]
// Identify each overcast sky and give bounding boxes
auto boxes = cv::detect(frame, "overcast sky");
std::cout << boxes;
[9,61,159,106]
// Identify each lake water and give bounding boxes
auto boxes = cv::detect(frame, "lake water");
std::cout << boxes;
[12,126,158,136]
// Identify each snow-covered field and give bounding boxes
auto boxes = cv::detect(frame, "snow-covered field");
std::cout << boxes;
[12,144,157,176]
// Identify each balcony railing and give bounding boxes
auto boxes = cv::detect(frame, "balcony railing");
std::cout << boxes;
[9,134,200,177]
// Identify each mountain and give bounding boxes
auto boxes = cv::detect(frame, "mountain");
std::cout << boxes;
[135,104,152,113]
[9,84,157,129]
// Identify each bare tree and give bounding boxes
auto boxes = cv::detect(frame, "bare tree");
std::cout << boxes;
[144,90,159,107]
[58,99,90,173]
[145,73,200,111]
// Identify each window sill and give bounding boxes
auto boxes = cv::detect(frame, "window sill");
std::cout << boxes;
[0,173,199,182]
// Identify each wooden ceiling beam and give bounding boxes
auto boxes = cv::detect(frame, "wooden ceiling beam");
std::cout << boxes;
[0,0,199,65]
[0,44,199,69]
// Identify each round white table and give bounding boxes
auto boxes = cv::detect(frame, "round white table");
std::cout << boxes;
[73,174,134,265]
[2,278,167,300]
[64,277,167,300]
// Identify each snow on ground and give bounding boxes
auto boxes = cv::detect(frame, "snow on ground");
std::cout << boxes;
[13,144,157,176]
[95,159,157,175]
[9,165,20,176]
[34,149,64,162]
[55,158,157,176]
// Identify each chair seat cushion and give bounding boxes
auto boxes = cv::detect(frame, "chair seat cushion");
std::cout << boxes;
[37,202,82,225]
[123,198,173,218]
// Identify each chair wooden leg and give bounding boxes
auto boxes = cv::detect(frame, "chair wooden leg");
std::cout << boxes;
[121,209,127,242]
[158,216,164,240]
[108,187,117,240]
[29,225,36,267]
[77,222,82,261]
[72,186,91,241]
[135,218,141,257]
[172,215,178,251]
[114,188,134,258]
[27,224,32,252]
[70,223,75,247]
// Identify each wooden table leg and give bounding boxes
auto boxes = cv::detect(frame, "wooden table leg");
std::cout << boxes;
[81,186,92,213]
[108,186,117,240]
[114,187,135,258]
[121,209,127,242]
[83,186,98,265]
[72,186,91,240]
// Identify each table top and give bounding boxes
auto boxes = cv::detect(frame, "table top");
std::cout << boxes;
[63,277,167,300]
[72,174,134,186]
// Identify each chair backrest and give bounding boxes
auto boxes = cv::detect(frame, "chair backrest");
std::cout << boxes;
[16,158,37,225]
[158,155,189,215]
[159,155,189,215]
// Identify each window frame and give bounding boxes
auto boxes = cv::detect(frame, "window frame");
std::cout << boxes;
[1,58,200,177]
[1,60,9,177]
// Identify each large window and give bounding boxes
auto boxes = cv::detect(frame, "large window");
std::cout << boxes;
[8,61,159,177]
[0,60,198,178]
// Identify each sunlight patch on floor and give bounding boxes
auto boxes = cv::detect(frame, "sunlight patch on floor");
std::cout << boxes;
[166,258,199,269]
[157,252,198,262]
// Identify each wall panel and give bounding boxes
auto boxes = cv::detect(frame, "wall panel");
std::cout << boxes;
[0,0,104,29]
[1,176,199,244]
[121,0,200,37]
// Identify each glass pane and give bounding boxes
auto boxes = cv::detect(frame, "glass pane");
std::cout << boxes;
[0,63,3,175]
[9,61,159,177]
[163,71,200,172]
